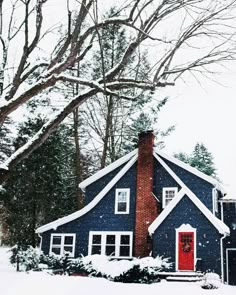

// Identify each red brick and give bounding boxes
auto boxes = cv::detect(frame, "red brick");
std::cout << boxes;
[134,131,159,257]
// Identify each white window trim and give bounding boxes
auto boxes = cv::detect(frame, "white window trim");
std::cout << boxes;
[212,188,219,215]
[88,231,133,258]
[49,233,76,257]
[175,224,196,272]
[162,187,178,208]
[115,188,130,214]
[226,248,236,284]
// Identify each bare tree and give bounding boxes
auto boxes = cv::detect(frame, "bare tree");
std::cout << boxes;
[0,0,236,183]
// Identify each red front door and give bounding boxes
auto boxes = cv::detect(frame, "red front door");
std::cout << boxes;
[178,232,194,271]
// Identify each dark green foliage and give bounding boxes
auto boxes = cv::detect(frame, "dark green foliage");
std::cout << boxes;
[0,117,13,162]
[0,116,77,246]
[10,245,40,271]
[174,143,216,177]
[113,264,160,284]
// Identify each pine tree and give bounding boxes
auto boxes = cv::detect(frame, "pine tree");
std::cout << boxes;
[0,117,13,163]
[190,143,216,177]
[0,116,77,246]
[174,143,216,177]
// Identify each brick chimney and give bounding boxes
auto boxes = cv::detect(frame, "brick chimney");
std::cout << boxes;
[134,130,158,257]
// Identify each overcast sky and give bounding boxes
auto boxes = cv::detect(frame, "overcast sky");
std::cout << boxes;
[157,69,236,196]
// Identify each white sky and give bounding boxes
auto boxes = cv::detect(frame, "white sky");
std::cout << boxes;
[157,70,236,196]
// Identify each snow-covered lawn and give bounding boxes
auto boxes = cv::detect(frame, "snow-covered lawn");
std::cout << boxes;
[0,247,235,295]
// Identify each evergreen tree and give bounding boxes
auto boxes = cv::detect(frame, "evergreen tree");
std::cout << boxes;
[174,143,216,177]
[0,116,77,246]
[190,143,216,177]
[0,117,13,163]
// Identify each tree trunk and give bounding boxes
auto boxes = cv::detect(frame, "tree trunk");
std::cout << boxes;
[73,107,84,209]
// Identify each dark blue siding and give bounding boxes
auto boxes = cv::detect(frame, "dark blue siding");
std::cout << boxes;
[84,163,127,205]
[153,159,181,206]
[160,157,214,211]
[41,163,138,257]
[152,195,222,274]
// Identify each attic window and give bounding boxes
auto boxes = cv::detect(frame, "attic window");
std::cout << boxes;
[162,187,178,208]
[115,189,130,214]
[49,233,76,257]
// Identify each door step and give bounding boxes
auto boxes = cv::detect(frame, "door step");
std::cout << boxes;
[157,272,204,282]
[166,276,203,282]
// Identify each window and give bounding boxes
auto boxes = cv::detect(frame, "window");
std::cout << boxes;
[88,231,133,258]
[163,187,178,207]
[50,234,76,257]
[115,189,130,214]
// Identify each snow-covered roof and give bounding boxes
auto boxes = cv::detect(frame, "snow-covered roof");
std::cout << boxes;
[220,185,236,201]
[36,154,138,233]
[154,148,225,194]
[148,187,230,235]
[79,149,138,190]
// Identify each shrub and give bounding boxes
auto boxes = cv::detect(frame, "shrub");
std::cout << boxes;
[201,273,221,289]
[10,245,40,271]
[9,246,171,284]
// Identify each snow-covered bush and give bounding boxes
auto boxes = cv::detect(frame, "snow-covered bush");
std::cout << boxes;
[112,256,171,283]
[201,273,221,289]
[40,253,71,274]
[10,245,41,271]
[67,255,172,283]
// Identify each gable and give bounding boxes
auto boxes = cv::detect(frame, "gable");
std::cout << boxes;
[155,148,224,194]
[148,187,229,235]
[36,153,138,233]
[79,149,138,190]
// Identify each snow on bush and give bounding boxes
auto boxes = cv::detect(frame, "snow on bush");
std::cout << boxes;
[10,245,41,271]
[76,255,172,283]
[201,273,221,289]
[9,246,171,283]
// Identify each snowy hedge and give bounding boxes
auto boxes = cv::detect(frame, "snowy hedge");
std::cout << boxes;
[9,246,172,283]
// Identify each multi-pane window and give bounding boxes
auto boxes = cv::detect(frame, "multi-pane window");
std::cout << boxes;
[50,234,76,257]
[89,232,132,258]
[115,189,130,214]
[163,187,178,207]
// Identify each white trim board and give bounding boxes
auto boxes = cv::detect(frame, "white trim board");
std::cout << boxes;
[79,149,138,189]
[149,154,229,235]
[36,154,138,233]
[154,148,225,194]
[148,187,229,235]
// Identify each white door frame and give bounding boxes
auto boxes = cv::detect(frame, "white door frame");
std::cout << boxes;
[175,224,196,271]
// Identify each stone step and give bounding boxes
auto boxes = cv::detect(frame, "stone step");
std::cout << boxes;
[166,276,203,282]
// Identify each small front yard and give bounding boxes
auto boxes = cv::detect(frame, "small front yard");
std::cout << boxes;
[0,247,235,295]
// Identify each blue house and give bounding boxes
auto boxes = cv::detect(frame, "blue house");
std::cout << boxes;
[36,131,236,285]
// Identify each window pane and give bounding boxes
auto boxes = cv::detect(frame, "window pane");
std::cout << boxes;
[106,246,115,256]
[165,198,172,206]
[118,202,127,212]
[64,246,73,253]
[92,235,101,244]
[120,245,130,257]
[106,235,115,244]
[64,236,73,245]
[121,235,130,245]
[92,245,101,255]
[51,247,61,255]
[52,236,61,245]
[118,191,127,202]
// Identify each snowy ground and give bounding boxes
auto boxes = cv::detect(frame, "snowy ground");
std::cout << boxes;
[0,247,235,295]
